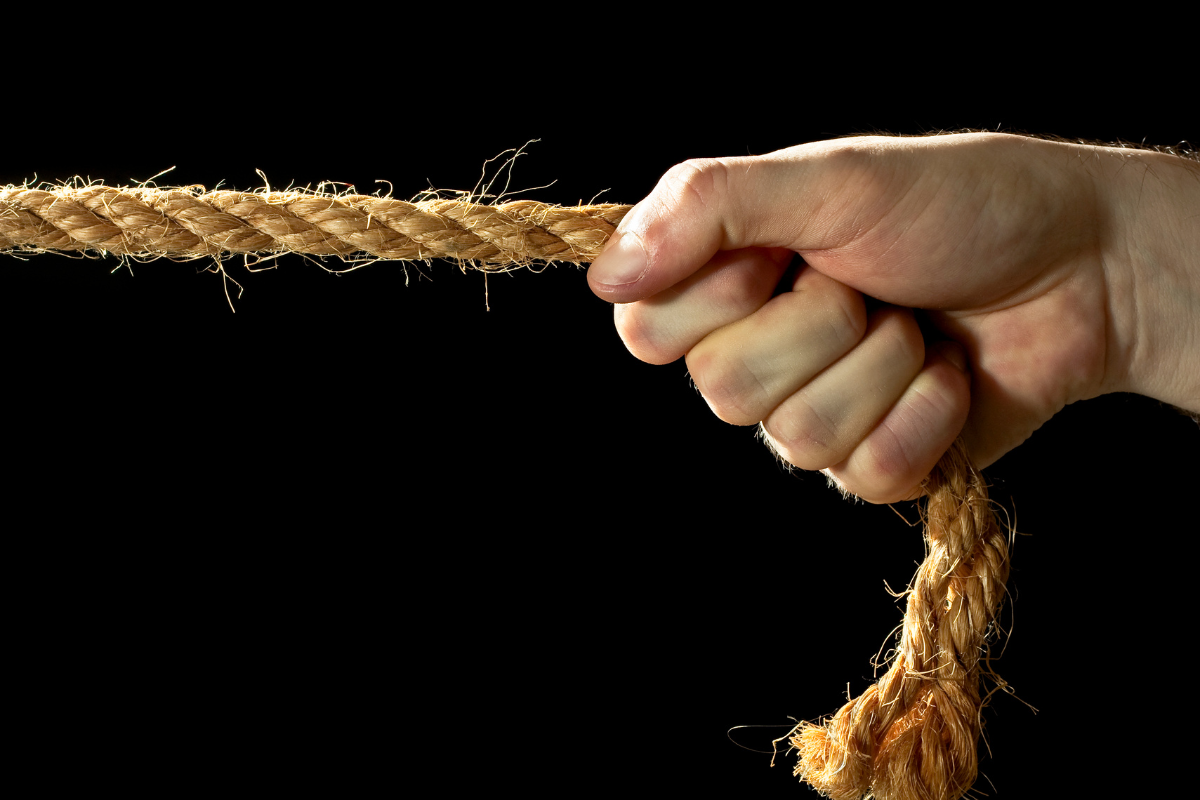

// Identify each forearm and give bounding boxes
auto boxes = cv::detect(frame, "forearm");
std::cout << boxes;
[1096,145,1200,414]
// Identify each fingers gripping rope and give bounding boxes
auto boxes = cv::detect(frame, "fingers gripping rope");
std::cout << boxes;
[1,179,1013,800]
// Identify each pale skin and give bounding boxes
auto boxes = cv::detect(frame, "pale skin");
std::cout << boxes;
[587,132,1200,503]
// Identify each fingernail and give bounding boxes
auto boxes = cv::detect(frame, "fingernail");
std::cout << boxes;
[934,340,968,372]
[589,230,648,287]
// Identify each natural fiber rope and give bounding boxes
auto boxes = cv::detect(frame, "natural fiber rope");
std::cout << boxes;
[1,181,1013,800]
[0,183,631,266]
[781,438,1010,800]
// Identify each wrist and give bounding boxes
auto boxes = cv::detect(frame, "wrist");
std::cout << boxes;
[1096,145,1200,413]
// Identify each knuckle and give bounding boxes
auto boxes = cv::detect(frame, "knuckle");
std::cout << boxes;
[613,302,680,365]
[827,282,869,345]
[762,395,843,471]
[879,308,926,374]
[911,366,971,432]
[686,347,763,426]
[651,157,738,242]
[711,254,784,311]
[855,427,920,502]
[799,280,867,354]
[661,158,729,210]
[820,137,895,184]
[848,372,968,504]
[825,137,878,168]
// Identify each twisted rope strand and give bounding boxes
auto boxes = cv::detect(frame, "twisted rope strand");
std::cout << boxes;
[0,184,632,267]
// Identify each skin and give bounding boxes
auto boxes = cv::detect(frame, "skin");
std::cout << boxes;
[587,132,1200,503]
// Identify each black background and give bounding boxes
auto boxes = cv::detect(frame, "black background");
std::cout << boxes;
[6,15,1196,800]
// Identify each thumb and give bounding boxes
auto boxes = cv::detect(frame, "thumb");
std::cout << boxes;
[586,147,843,304]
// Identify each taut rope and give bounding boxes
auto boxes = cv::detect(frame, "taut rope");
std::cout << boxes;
[1,181,1012,800]
[0,184,630,266]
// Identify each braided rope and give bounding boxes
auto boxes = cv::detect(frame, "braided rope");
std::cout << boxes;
[2,180,1013,800]
[0,184,632,267]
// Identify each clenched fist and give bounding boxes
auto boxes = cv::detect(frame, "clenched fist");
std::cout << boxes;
[587,132,1200,502]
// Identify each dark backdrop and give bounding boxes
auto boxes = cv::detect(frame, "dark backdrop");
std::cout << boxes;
[6,21,1195,800]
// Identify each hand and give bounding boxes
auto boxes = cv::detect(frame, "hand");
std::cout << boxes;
[587,132,1200,503]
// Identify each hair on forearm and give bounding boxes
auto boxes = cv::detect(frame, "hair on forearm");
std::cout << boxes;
[834,126,1200,169]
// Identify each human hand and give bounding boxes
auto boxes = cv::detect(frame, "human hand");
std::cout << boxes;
[587,132,1200,502]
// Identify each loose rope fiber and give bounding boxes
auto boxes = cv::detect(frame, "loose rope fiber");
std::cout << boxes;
[1,180,1013,800]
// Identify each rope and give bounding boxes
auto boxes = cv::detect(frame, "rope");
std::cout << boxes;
[0,184,631,267]
[1,180,1012,800]
[782,439,1010,800]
